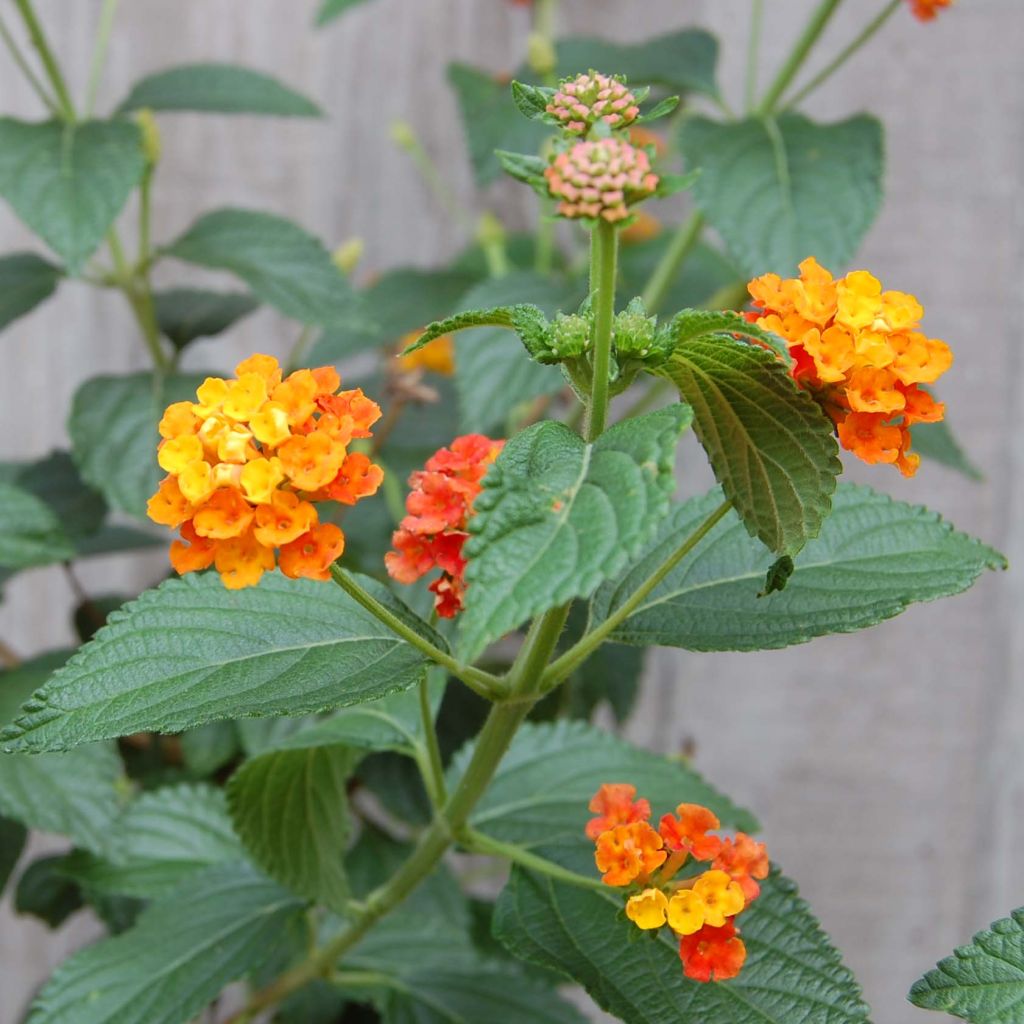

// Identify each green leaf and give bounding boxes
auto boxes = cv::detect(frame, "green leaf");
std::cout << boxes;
[0,252,61,330]
[494,855,870,1024]
[402,303,549,359]
[180,721,240,777]
[680,113,884,277]
[66,783,245,900]
[909,907,1024,1021]
[152,288,259,350]
[68,371,205,519]
[228,745,355,912]
[452,272,582,433]
[15,854,83,927]
[459,406,691,660]
[0,481,75,569]
[117,63,322,117]
[315,0,373,26]
[165,208,366,328]
[496,149,549,193]
[592,483,1005,651]
[447,64,549,186]
[658,331,839,556]
[913,417,983,481]
[27,862,304,1024]
[510,81,556,123]
[0,815,26,897]
[0,572,436,753]
[639,95,682,124]
[0,118,145,272]
[310,267,480,364]
[450,720,756,846]
[556,29,720,98]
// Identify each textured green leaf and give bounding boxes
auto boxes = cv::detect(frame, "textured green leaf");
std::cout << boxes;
[452,272,582,433]
[450,720,756,846]
[658,333,840,555]
[315,0,374,26]
[494,852,870,1024]
[909,908,1024,1021]
[0,815,26,897]
[15,854,83,927]
[592,484,1005,651]
[510,81,555,123]
[68,783,245,900]
[680,114,884,277]
[459,406,690,659]
[0,118,145,271]
[180,721,240,776]
[557,29,720,98]
[152,288,259,349]
[913,417,983,481]
[166,208,366,328]
[118,63,321,117]
[68,372,205,519]
[401,305,524,353]
[310,267,480,363]
[26,862,303,1024]
[228,744,355,911]
[0,252,61,330]
[0,481,74,569]
[0,572,438,753]
[447,63,549,186]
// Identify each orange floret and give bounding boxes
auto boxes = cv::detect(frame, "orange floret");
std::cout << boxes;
[147,354,383,589]
[594,822,667,887]
[908,0,953,21]
[678,921,747,982]
[713,833,769,903]
[586,783,652,840]
[747,257,953,476]
[659,803,723,861]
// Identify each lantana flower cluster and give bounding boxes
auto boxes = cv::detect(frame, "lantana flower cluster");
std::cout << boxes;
[385,434,504,617]
[747,257,953,477]
[545,71,641,135]
[588,784,768,983]
[147,354,383,589]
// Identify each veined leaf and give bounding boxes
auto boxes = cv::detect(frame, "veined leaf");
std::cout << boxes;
[117,63,322,117]
[26,863,303,1024]
[0,572,439,753]
[0,481,74,569]
[401,304,541,355]
[591,484,1005,651]
[152,288,259,350]
[680,114,883,277]
[909,908,1024,1022]
[459,405,691,660]
[228,745,356,912]
[658,330,840,555]
[0,252,61,330]
[449,720,757,846]
[15,854,83,927]
[166,208,366,328]
[0,118,145,272]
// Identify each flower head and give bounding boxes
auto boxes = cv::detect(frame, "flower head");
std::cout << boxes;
[148,354,383,589]
[747,257,952,476]
[586,782,651,839]
[545,138,659,223]
[908,0,953,20]
[385,434,504,617]
[678,921,747,982]
[546,72,641,135]
[626,888,668,930]
[594,822,667,886]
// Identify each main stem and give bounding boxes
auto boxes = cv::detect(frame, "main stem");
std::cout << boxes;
[585,219,618,441]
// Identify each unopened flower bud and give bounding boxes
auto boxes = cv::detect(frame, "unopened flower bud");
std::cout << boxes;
[332,238,364,275]
[134,109,161,167]
[527,31,557,80]
[546,72,640,136]
[550,313,590,358]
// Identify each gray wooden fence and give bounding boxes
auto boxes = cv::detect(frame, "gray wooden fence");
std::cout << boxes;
[0,1,1019,1020]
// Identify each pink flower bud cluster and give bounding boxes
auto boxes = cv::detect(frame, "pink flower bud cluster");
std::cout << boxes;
[544,138,659,223]
[545,72,641,135]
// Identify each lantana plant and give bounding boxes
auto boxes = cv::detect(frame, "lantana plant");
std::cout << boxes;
[0,1,1012,1023]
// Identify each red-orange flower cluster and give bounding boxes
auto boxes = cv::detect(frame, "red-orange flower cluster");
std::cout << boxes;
[147,354,383,589]
[747,258,953,477]
[588,783,768,983]
[385,434,504,617]
[908,0,953,20]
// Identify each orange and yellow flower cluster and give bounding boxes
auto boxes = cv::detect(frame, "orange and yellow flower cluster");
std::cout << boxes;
[909,0,953,20]
[588,784,768,983]
[385,434,504,617]
[147,354,383,589]
[747,257,953,477]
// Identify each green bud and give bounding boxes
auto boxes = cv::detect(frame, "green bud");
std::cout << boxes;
[134,109,161,167]
[331,238,364,275]
[549,313,591,359]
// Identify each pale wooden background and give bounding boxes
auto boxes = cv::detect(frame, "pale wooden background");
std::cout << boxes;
[0,1,1019,1021]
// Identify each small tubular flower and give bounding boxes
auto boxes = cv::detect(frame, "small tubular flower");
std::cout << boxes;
[545,138,659,223]
[148,354,383,589]
[385,434,504,618]
[747,257,952,477]
[588,785,764,983]
[546,71,641,135]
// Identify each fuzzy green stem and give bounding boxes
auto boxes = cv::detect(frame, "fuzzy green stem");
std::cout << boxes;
[745,0,764,113]
[0,11,59,115]
[781,0,900,111]
[328,565,503,700]
[541,498,733,688]
[418,670,447,808]
[640,211,704,314]
[462,828,608,893]
[756,0,845,116]
[84,0,120,117]
[13,0,75,122]
[585,219,618,441]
